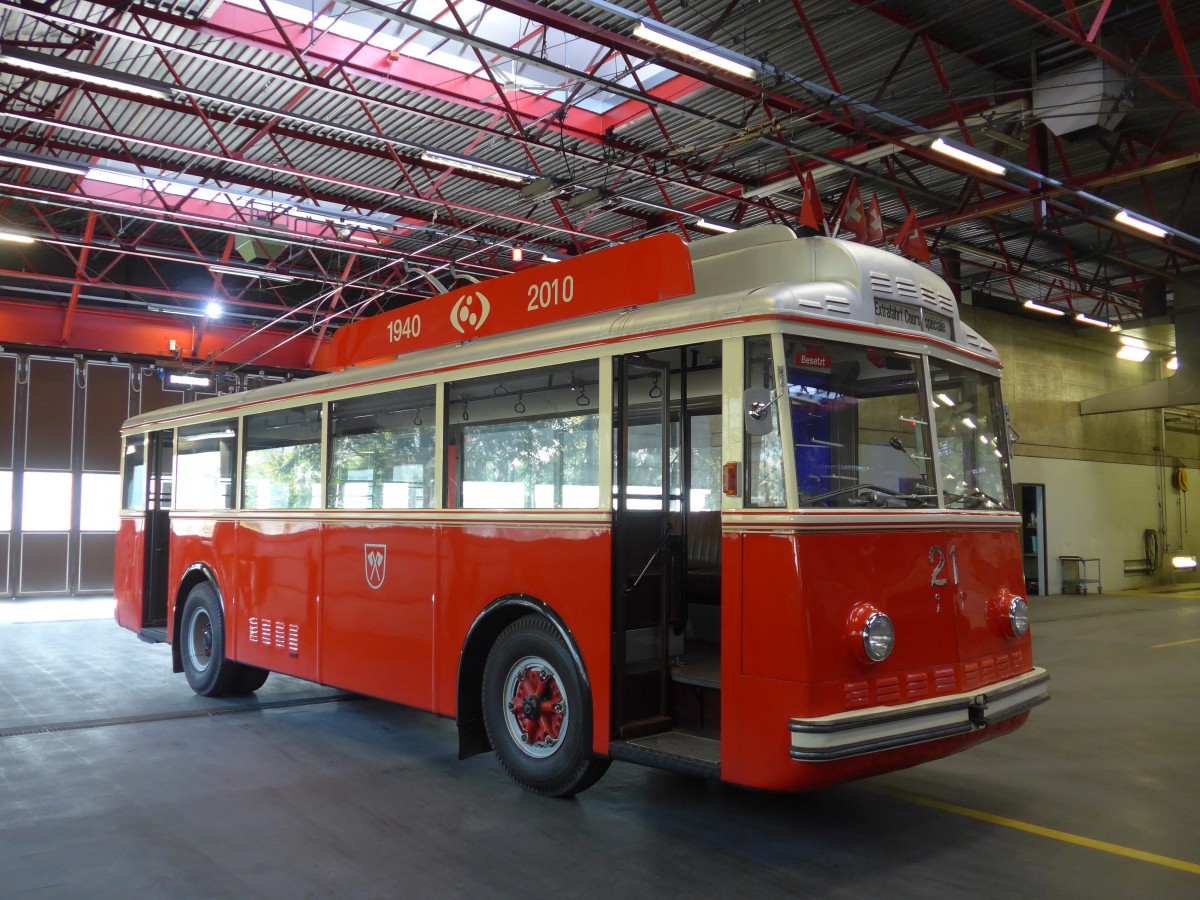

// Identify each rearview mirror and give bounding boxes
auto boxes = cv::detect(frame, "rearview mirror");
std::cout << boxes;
[743,387,776,436]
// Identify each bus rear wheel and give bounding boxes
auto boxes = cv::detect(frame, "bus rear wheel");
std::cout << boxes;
[235,666,270,694]
[482,616,609,797]
[180,582,263,697]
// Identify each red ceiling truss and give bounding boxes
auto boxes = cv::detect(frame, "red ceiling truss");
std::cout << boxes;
[0,0,1196,371]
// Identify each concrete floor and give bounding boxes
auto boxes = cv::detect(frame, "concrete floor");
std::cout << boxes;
[1,591,1198,899]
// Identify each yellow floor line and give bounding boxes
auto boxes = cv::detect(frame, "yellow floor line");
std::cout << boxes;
[883,789,1200,876]
[1153,637,1200,649]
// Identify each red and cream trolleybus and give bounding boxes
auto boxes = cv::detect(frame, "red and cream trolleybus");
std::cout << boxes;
[115,224,1048,796]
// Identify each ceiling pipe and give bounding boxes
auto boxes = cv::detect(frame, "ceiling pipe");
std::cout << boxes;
[1080,280,1200,414]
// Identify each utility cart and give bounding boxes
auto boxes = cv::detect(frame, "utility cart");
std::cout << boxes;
[1059,556,1102,594]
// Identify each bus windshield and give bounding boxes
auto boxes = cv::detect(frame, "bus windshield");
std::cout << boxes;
[929,358,1012,510]
[787,338,937,508]
[784,337,1011,510]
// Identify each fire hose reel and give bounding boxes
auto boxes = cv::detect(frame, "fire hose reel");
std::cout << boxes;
[1173,467,1189,493]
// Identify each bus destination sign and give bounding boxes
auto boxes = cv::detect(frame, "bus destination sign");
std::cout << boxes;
[319,233,695,370]
[873,297,954,341]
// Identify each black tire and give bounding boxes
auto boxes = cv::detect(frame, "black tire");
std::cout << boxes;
[482,615,609,797]
[179,582,248,697]
[232,666,270,695]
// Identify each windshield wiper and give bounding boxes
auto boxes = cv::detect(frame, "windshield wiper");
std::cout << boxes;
[943,487,1005,509]
[801,483,937,508]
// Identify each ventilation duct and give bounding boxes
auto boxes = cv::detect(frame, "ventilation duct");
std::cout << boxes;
[236,233,287,262]
[1080,280,1200,414]
[1032,59,1131,137]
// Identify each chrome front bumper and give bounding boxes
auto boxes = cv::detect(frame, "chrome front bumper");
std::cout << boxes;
[789,667,1050,762]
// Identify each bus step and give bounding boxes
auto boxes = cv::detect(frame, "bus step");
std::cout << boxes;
[138,627,168,644]
[618,715,673,740]
[610,730,720,778]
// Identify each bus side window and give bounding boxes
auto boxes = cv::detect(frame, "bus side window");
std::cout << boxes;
[122,436,147,511]
[744,338,785,508]
[328,385,436,509]
[446,361,600,510]
[176,420,238,510]
[243,405,322,510]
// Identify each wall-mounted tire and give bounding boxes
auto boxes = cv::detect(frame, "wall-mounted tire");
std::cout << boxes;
[482,615,609,797]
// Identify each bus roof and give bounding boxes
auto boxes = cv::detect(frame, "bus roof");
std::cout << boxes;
[123,226,998,432]
[316,231,695,371]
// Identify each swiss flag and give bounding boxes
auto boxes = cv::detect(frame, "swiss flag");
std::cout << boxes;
[799,171,823,231]
[866,194,885,243]
[837,177,867,241]
[896,210,931,264]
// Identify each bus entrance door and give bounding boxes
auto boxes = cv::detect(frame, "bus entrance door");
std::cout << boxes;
[612,355,675,740]
[141,430,173,635]
[611,348,723,776]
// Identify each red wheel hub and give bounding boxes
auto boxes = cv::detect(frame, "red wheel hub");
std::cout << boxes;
[509,665,565,748]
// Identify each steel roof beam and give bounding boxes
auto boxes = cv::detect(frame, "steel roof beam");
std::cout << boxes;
[1005,0,1200,115]
[0,1,775,218]
[847,0,1029,81]
[1159,0,1200,107]
[0,296,318,368]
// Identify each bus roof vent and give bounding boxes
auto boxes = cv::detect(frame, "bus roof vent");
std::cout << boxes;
[869,271,893,296]
[824,295,853,316]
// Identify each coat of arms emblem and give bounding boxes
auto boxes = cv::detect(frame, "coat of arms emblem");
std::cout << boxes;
[364,544,387,590]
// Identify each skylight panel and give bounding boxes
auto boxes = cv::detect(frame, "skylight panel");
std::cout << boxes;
[217,0,675,115]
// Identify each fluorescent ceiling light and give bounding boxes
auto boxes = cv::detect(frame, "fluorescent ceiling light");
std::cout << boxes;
[0,149,88,176]
[209,264,295,282]
[520,177,560,200]
[420,150,530,183]
[632,21,758,80]
[930,138,1007,176]
[617,195,687,216]
[1115,345,1150,362]
[567,187,605,211]
[1114,209,1168,239]
[801,103,1026,182]
[1166,355,1179,371]
[0,51,172,100]
[1074,312,1112,329]
[539,251,563,262]
[936,392,956,407]
[1171,555,1197,569]
[147,304,203,318]
[743,174,801,200]
[1023,300,1065,317]
[695,218,738,234]
[167,373,213,388]
[0,228,35,244]
[960,416,976,429]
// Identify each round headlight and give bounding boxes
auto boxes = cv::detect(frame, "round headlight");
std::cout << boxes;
[1008,596,1030,637]
[862,612,895,662]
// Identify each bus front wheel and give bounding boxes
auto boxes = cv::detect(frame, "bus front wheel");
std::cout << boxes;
[180,582,266,697]
[482,616,609,797]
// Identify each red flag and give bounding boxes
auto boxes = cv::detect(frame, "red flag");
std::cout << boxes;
[799,171,823,231]
[836,177,867,241]
[866,194,885,243]
[896,210,931,263]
